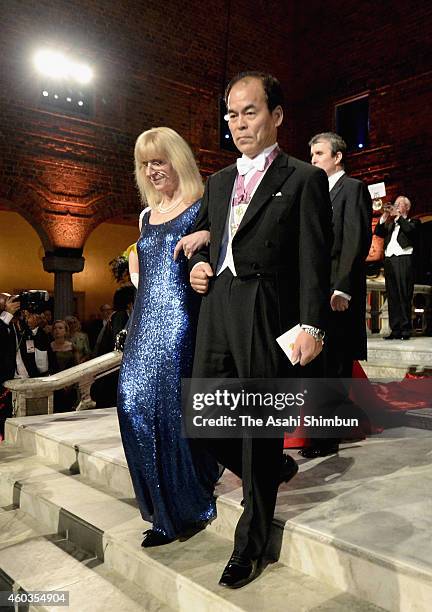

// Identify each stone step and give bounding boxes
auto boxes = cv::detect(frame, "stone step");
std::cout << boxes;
[0,504,169,612]
[0,445,383,612]
[404,407,432,430]
[5,412,432,611]
[5,409,135,498]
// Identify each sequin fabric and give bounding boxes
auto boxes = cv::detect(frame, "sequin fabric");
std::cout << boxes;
[117,200,217,538]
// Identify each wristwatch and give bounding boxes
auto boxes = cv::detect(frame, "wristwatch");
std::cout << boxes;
[300,325,325,342]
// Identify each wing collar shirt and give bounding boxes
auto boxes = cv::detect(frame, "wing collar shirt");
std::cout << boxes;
[382,219,414,256]
[216,143,279,276]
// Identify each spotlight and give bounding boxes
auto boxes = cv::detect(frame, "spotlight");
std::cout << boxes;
[66,97,72,102]
[34,50,69,79]
[33,49,93,84]
[70,63,93,84]
[77,100,83,106]
[358,143,364,149]
[42,90,49,97]
[224,134,230,139]
[54,94,59,99]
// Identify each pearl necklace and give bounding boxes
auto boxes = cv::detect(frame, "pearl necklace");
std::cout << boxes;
[157,197,183,214]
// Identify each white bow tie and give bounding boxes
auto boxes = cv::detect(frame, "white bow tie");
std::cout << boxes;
[236,154,265,176]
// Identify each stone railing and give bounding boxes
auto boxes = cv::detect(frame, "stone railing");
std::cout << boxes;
[4,351,122,418]
[367,277,432,336]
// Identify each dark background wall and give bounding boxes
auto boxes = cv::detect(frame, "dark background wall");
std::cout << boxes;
[0,0,295,252]
[291,1,432,210]
[1,0,431,292]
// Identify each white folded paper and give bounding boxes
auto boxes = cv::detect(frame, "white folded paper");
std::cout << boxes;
[276,324,302,366]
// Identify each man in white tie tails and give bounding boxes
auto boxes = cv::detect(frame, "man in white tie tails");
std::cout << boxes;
[189,71,333,588]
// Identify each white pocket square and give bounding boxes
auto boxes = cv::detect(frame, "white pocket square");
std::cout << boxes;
[273,192,283,197]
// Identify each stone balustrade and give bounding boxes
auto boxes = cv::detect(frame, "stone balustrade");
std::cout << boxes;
[4,351,122,417]
[367,277,432,335]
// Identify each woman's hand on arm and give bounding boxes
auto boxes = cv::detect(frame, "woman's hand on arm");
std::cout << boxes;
[173,230,210,261]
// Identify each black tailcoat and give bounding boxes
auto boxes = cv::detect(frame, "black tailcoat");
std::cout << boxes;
[189,151,333,560]
[328,174,372,363]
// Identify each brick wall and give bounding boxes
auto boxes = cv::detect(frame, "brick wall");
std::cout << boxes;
[0,0,295,253]
[0,0,431,258]
[291,1,432,214]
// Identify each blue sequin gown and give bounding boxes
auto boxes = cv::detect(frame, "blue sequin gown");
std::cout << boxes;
[117,200,217,539]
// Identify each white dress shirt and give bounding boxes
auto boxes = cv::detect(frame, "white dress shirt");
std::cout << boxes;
[216,143,279,276]
[14,326,49,378]
[32,327,49,374]
[381,217,413,256]
[328,169,345,192]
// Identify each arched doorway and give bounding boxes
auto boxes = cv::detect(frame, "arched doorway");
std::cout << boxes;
[0,209,53,295]
[74,219,139,320]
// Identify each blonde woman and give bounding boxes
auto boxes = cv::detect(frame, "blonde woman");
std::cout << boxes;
[117,127,217,547]
[65,315,91,363]
[50,320,78,412]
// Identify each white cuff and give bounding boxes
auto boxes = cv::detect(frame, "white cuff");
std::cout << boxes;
[333,290,351,301]
[192,261,208,271]
[0,311,13,325]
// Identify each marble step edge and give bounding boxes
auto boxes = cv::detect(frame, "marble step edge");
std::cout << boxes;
[0,456,266,612]
[0,462,296,612]
[0,505,172,612]
[101,521,387,612]
[0,451,429,612]
[0,471,385,612]
[7,429,432,587]
[4,423,135,497]
[4,427,432,610]
[210,495,432,612]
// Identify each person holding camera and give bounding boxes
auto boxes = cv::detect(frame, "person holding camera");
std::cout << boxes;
[375,195,421,340]
[21,311,51,375]
[0,293,21,437]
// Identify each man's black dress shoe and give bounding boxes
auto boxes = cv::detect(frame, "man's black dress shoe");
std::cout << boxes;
[219,553,259,588]
[141,529,174,548]
[298,441,339,458]
[384,333,402,340]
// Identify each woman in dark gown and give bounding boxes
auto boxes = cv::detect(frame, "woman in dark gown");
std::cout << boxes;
[117,127,218,547]
[50,319,78,412]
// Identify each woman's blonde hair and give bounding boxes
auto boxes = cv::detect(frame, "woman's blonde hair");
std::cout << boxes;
[134,127,203,209]
[65,315,81,333]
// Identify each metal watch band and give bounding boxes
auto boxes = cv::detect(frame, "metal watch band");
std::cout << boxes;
[300,325,325,341]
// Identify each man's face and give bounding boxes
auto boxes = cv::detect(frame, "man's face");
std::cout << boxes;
[226,78,283,158]
[394,197,410,216]
[310,140,341,177]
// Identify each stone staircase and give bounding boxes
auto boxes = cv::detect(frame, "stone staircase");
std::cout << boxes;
[1,409,431,611]
[360,336,432,381]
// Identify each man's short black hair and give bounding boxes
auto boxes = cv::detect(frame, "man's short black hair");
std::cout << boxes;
[224,71,284,112]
